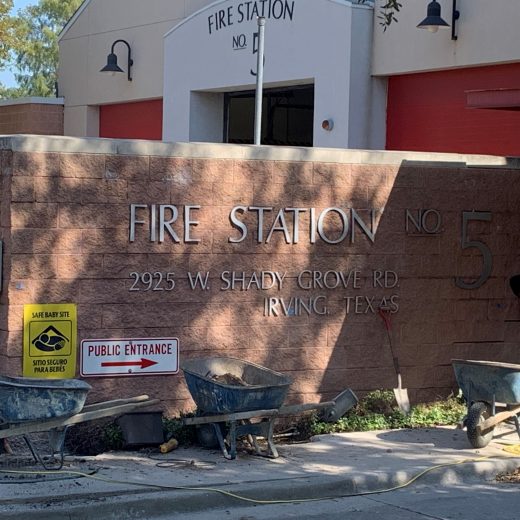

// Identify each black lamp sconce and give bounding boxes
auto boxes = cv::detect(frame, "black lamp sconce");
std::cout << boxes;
[417,0,460,40]
[100,39,133,81]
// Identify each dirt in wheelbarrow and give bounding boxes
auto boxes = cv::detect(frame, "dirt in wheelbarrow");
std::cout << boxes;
[209,373,250,386]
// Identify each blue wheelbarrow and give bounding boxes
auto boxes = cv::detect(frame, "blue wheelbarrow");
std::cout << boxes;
[452,359,520,448]
[181,357,358,459]
[0,376,159,469]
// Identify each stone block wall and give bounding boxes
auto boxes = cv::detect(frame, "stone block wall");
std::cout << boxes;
[0,149,12,372]
[0,136,519,414]
[0,99,64,136]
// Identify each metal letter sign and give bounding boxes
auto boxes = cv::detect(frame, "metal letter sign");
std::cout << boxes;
[80,338,179,377]
[23,304,78,379]
[455,211,493,290]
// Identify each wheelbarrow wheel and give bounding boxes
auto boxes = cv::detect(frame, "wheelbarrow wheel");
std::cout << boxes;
[466,401,494,449]
[196,422,228,449]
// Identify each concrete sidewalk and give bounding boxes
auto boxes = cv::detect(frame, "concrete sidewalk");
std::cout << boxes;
[0,425,519,519]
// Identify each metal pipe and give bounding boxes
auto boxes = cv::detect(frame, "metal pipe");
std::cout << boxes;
[111,39,134,81]
[254,17,266,146]
[451,0,460,41]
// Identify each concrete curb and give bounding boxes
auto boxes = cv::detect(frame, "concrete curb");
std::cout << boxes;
[1,455,519,519]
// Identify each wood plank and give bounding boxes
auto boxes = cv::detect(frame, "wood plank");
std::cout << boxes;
[183,409,279,425]
[82,395,151,412]
[182,401,334,426]
[0,398,160,439]
[278,401,332,415]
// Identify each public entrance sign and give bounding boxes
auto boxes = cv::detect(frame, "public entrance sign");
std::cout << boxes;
[80,338,179,377]
[23,303,77,379]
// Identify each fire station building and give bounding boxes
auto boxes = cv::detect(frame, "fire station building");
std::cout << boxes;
[57,0,520,156]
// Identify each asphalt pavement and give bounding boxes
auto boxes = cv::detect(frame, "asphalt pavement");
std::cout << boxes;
[0,425,519,519]
[168,482,520,520]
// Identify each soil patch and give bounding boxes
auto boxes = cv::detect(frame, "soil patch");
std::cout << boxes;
[497,467,520,483]
[210,373,250,386]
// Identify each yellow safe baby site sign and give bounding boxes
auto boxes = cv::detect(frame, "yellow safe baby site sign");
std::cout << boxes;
[23,304,77,379]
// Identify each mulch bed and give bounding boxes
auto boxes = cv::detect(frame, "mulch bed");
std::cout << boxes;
[496,467,520,483]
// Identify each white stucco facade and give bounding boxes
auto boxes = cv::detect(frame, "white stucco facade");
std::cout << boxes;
[58,0,385,147]
[372,0,520,76]
[163,0,383,149]
[58,0,217,136]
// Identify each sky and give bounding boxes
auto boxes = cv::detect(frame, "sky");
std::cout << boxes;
[0,0,36,88]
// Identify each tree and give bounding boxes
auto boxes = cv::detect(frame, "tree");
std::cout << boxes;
[378,1,402,29]
[360,0,402,29]
[2,0,82,98]
[0,0,16,66]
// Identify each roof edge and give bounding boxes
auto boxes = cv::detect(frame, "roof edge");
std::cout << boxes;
[58,0,91,41]
[0,97,64,107]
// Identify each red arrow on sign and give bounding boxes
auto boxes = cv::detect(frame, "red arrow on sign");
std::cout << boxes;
[101,358,158,369]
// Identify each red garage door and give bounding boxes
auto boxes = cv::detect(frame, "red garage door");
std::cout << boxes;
[99,99,163,140]
[387,63,520,156]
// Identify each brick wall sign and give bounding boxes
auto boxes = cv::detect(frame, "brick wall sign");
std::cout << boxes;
[0,136,519,414]
[80,338,179,377]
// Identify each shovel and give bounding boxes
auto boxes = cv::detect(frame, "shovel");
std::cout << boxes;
[378,308,410,414]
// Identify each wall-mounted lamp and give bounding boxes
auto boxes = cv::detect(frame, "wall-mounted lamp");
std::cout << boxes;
[417,0,460,40]
[100,39,133,81]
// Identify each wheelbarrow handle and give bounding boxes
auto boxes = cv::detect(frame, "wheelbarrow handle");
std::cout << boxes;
[477,403,520,432]
[278,401,334,415]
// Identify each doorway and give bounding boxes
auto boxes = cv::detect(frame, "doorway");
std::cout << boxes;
[224,85,314,146]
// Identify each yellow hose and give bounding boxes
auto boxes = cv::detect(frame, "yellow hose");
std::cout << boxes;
[1,454,517,505]
[503,444,520,455]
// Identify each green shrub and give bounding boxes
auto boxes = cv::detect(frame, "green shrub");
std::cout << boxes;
[102,422,124,450]
[66,419,123,455]
[358,389,396,415]
[408,398,466,427]
[162,412,197,446]
[299,390,465,438]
